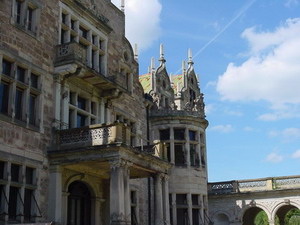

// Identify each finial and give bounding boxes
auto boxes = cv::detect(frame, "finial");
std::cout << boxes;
[159,43,166,64]
[182,60,186,74]
[148,66,151,74]
[188,48,194,65]
[121,0,125,12]
[151,57,155,71]
[134,43,138,61]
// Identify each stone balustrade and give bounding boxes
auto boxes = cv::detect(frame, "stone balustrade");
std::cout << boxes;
[55,122,131,150]
[55,42,87,67]
[208,175,300,195]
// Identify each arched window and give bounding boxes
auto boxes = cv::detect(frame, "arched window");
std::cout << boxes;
[67,181,91,225]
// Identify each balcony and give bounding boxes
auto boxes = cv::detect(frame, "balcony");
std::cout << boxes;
[54,122,131,151]
[54,42,120,95]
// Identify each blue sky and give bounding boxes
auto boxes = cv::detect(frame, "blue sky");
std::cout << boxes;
[112,0,300,182]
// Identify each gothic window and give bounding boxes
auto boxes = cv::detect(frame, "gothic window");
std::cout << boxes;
[59,4,108,76]
[159,129,170,140]
[176,194,188,225]
[13,0,40,35]
[192,195,201,225]
[68,92,98,128]
[0,162,38,223]
[0,57,42,128]
[174,128,185,140]
[175,144,185,166]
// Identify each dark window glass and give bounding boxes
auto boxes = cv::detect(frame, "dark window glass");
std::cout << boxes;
[79,26,88,39]
[99,55,102,73]
[16,67,25,83]
[71,19,76,30]
[8,186,18,220]
[30,73,38,89]
[176,194,187,205]
[90,118,95,125]
[77,113,86,127]
[192,194,199,205]
[69,109,74,129]
[29,94,36,125]
[91,102,96,115]
[61,29,66,44]
[26,167,34,185]
[0,82,9,114]
[92,50,96,69]
[166,143,171,162]
[99,40,104,49]
[130,191,136,204]
[0,161,4,179]
[61,12,67,24]
[177,208,188,225]
[192,209,200,225]
[24,189,33,222]
[27,7,33,31]
[16,1,22,24]
[159,129,170,140]
[11,164,20,182]
[77,96,86,110]
[175,144,185,166]
[169,194,172,205]
[174,128,185,140]
[92,35,96,45]
[2,59,12,76]
[15,89,23,120]
[189,130,196,141]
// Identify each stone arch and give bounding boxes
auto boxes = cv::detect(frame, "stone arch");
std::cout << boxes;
[212,211,231,225]
[271,201,300,224]
[240,204,271,225]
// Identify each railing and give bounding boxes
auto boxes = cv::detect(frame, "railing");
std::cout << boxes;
[208,175,300,195]
[55,122,130,150]
[150,108,205,119]
[55,42,87,66]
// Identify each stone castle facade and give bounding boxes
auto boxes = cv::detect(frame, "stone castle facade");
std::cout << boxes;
[0,0,209,224]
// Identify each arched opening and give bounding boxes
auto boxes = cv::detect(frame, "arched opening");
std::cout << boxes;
[67,181,92,225]
[214,213,230,225]
[243,207,268,225]
[276,205,300,225]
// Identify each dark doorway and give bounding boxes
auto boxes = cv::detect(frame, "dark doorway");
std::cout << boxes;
[67,181,91,225]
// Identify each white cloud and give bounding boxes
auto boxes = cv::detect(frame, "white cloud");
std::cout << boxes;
[285,0,299,8]
[210,124,234,133]
[292,149,300,159]
[244,126,254,132]
[265,152,283,163]
[268,127,300,142]
[111,0,162,51]
[216,18,300,119]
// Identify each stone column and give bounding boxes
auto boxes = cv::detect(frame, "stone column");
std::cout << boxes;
[100,98,105,124]
[124,163,132,225]
[48,166,62,224]
[61,83,69,128]
[53,74,61,124]
[172,193,177,225]
[110,160,126,225]
[162,175,170,225]
[187,193,193,225]
[154,174,164,225]
[62,191,69,225]
[91,197,104,225]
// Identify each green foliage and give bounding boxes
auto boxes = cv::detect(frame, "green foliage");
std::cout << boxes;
[285,209,300,225]
[254,211,269,225]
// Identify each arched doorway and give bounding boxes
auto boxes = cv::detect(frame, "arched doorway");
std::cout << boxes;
[243,207,268,225]
[214,213,230,225]
[67,181,91,225]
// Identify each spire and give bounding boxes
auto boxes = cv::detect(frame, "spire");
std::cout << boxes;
[134,43,138,61]
[182,60,186,74]
[159,43,166,64]
[121,0,125,12]
[188,48,194,66]
[151,57,156,72]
